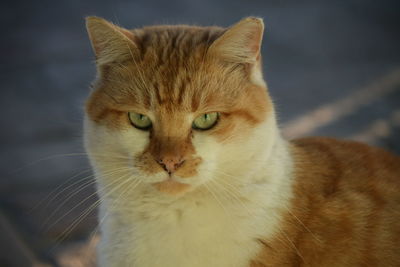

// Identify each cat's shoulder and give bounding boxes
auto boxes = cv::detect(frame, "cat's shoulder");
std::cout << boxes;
[289,136,400,190]
[291,136,400,166]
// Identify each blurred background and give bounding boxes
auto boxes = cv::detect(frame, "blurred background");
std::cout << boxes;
[1,0,399,266]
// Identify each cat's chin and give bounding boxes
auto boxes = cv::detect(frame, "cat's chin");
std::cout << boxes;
[153,178,191,195]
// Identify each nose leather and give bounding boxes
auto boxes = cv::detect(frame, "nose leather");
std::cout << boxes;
[157,156,185,174]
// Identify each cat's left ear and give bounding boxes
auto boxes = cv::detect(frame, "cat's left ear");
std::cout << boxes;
[86,16,138,66]
[208,17,264,64]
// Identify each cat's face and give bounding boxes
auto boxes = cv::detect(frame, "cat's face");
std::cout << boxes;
[84,17,274,196]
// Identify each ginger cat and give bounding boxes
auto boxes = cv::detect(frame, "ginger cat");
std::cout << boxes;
[84,16,400,267]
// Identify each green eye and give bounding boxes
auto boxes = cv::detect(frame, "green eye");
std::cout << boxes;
[192,112,219,130]
[128,112,152,130]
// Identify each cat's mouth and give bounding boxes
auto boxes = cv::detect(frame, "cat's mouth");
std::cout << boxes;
[153,177,191,195]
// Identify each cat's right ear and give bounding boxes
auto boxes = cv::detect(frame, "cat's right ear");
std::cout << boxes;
[86,16,138,66]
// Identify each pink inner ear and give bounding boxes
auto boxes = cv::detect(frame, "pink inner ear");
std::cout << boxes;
[249,39,261,56]
[249,27,263,53]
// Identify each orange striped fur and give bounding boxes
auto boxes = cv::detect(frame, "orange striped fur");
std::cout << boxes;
[251,138,400,266]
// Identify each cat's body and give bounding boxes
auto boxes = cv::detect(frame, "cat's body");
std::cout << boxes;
[253,137,400,266]
[84,17,400,267]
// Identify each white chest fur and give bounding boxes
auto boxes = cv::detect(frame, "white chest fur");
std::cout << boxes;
[116,197,260,267]
[97,159,293,267]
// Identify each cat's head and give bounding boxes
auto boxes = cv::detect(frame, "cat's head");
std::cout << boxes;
[84,17,278,196]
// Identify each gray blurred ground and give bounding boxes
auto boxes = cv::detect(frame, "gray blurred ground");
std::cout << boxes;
[1,0,399,266]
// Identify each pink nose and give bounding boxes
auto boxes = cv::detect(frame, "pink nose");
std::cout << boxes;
[156,156,185,174]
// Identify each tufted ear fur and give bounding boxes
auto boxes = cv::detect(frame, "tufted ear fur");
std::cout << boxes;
[208,17,264,64]
[86,16,139,66]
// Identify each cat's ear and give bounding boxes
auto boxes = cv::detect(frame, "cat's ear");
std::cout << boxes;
[86,16,138,65]
[208,17,264,64]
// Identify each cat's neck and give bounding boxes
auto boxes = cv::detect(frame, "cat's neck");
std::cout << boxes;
[235,115,293,189]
